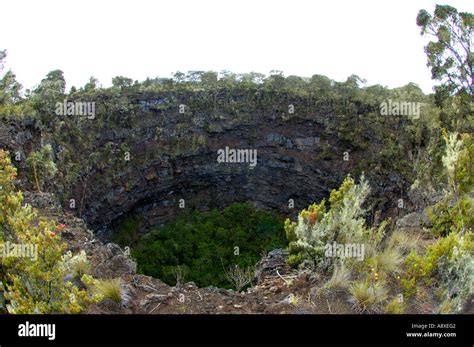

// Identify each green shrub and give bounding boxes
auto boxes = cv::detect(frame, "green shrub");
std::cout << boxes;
[428,197,473,237]
[285,175,375,271]
[402,232,473,310]
[287,253,304,267]
[428,132,474,236]
[401,277,417,298]
[0,150,100,313]
[26,144,57,193]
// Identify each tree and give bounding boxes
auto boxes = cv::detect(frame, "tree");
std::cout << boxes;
[285,75,308,94]
[0,50,5,71]
[309,74,333,92]
[26,145,58,193]
[83,76,99,91]
[239,72,265,86]
[218,70,238,89]
[416,5,473,97]
[185,70,205,84]
[173,71,186,84]
[200,71,218,88]
[111,76,133,89]
[265,70,286,90]
[32,69,66,118]
[0,50,22,105]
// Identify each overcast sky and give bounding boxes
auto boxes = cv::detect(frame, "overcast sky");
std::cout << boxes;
[1,0,472,93]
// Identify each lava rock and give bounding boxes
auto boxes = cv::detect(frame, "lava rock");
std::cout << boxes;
[254,249,290,284]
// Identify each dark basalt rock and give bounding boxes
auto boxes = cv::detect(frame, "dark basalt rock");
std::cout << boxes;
[1,90,412,240]
[254,249,290,284]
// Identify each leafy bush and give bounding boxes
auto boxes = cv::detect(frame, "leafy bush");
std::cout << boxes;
[428,195,473,237]
[132,203,286,288]
[400,277,417,298]
[26,144,57,193]
[0,150,100,313]
[428,132,474,236]
[285,175,386,272]
[402,232,473,310]
[407,131,474,311]
[436,234,474,311]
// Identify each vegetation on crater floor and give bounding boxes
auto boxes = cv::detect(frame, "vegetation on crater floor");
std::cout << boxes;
[132,203,286,289]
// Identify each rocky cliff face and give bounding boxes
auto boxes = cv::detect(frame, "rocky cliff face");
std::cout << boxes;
[1,89,411,240]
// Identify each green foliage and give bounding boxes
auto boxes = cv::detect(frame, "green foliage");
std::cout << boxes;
[83,76,99,92]
[428,132,473,236]
[94,278,123,304]
[284,175,379,271]
[428,197,473,237]
[286,253,305,267]
[417,5,473,133]
[26,144,58,193]
[437,246,473,311]
[132,203,286,288]
[328,176,355,207]
[0,50,22,105]
[416,5,473,97]
[0,150,100,313]
[31,69,66,119]
[112,76,134,89]
[400,277,417,298]
[455,133,474,195]
[402,232,474,310]
[385,297,406,314]
[0,50,33,117]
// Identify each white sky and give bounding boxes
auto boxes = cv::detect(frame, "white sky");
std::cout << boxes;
[1,0,472,93]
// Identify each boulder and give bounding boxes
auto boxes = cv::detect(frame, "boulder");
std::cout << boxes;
[253,249,290,284]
